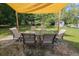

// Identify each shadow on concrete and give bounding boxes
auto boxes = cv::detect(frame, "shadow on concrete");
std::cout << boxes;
[0,39,24,56]
[64,40,79,53]
[0,38,79,56]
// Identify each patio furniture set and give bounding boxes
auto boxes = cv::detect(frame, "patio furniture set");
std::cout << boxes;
[9,27,66,46]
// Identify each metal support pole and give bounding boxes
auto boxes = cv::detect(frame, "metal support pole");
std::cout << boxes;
[58,11,61,32]
[41,15,45,34]
[15,12,19,32]
[40,16,45,41]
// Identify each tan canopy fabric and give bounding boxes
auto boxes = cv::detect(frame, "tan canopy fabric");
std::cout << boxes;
[7,3,67,14]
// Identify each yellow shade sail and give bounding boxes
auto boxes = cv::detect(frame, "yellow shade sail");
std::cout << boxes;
[7,3,67,14]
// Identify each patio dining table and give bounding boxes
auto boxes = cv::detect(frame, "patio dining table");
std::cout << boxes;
[21,30,57,45]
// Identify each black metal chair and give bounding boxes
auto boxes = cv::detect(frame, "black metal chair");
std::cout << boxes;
[21,33,36,55]
[43,34,54,44]
[41,34,55,48]
[21,33,36,44]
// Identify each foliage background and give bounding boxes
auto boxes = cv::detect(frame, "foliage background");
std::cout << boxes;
[0,3,79,27]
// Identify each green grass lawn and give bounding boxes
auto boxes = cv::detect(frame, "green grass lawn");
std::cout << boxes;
[0,28,10,38]
[64,27,79,52]
[0,26,29,38]
[64,27,79,42]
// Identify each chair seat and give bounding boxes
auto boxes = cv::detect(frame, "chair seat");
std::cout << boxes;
[24,41,35,44]
[13,37,19,40]
[43,41,52,44]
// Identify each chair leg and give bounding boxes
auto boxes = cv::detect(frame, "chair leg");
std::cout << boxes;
[23,45,25,55]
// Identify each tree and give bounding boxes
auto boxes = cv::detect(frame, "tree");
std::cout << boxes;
[62,3,79,25]
[0,3,16,26]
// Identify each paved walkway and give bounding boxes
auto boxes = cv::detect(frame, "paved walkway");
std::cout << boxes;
[0,35,13,41]
[0,35,13,48]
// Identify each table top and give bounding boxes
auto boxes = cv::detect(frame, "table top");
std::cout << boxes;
[21,30,56,35]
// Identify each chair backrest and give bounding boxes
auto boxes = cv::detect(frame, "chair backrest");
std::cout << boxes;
[57,29,66,39]
[9,27,21,38]
[43,34,54,43]
[22,33,35,44]
[58,29,66,35]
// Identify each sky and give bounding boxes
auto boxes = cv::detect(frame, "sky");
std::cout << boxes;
[66,3,79,11]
